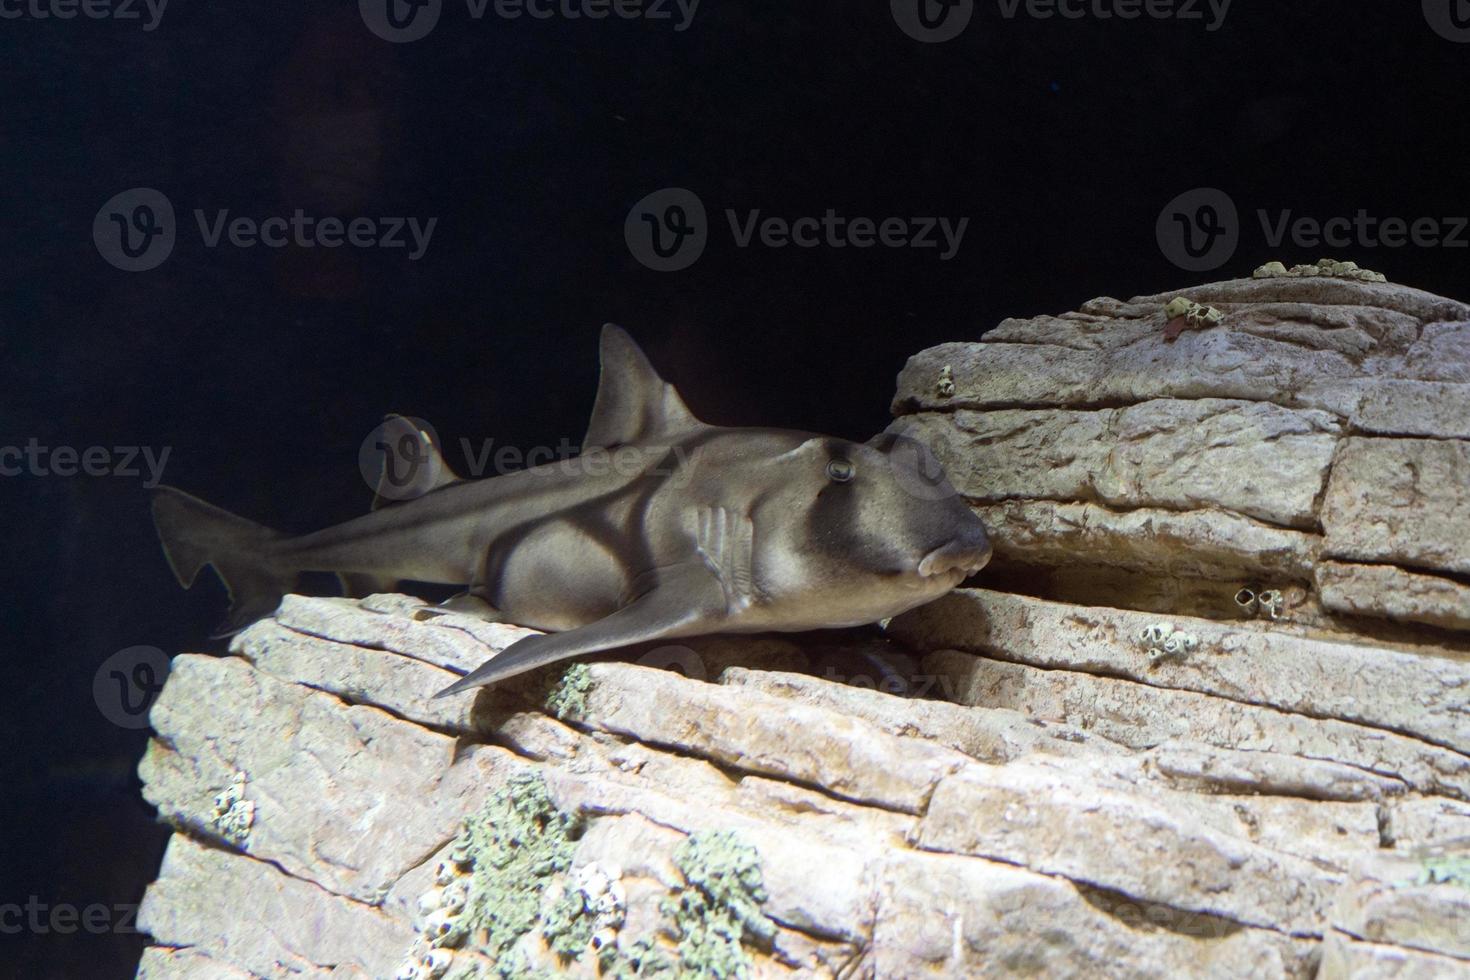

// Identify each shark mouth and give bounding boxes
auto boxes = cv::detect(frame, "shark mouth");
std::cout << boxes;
[916,539,993,580]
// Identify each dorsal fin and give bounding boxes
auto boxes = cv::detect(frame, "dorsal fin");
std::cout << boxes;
[583,324,703,450]
[371,414,460,510]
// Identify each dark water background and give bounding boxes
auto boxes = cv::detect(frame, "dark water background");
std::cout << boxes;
[4,1,1469,975]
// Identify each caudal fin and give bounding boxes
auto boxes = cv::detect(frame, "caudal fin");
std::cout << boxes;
[151,486,292,634]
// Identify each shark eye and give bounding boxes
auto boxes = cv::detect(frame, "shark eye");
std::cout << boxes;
[826,459,855,483]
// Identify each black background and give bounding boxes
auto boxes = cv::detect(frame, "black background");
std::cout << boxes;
[4,1,1468,975]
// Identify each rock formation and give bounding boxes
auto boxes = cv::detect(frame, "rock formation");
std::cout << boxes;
[891,274,1470,640]
[135,275,1470,979]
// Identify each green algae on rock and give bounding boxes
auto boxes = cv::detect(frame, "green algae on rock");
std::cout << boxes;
[458,771,585,970]
[660,830,777,979]
[544,662,593,721]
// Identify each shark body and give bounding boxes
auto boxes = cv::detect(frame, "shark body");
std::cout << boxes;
[153,326,991,695]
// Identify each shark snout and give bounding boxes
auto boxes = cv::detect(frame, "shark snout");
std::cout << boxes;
[916,528,992,579]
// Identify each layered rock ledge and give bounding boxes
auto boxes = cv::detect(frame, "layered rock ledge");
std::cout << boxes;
[891,275,1470,644]
[134,590,1470,978]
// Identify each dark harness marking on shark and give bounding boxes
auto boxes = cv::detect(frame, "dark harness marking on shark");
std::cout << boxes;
[151,325,992,694]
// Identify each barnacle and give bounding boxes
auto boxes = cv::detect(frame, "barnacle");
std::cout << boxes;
[1253,257,1387,283]
[1162,298,1225,339]
[1139,621,1199,665]
[209,771,255,847]
[422,908,466,948]
[1139,622,1173,647]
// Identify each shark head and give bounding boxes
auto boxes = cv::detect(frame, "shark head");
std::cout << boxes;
[706,427,991,630]
[577,325,991,631]
[576,324,992,635]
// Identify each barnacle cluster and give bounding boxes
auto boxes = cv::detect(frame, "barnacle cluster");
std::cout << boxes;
[392,849,470,977]
[1138,622,1199,665]
[1235,587,1285,620]
[393,770,585,979]
[1252,258,1388,283]
[393,774,775,978]
[935,364,956,398]
[209,771,254,847]
[1164,296,1225,329]
[544,861,628,960]
[1162,297,1224,340]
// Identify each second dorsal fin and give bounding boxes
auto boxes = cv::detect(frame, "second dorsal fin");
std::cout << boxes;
[583,324,703,450]
[371,415,460,510]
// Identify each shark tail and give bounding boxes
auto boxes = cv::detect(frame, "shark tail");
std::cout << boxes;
[151,486,292,635]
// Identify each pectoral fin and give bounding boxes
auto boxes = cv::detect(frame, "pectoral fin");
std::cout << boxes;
[413,591,503,623]
[434,564,727,696]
